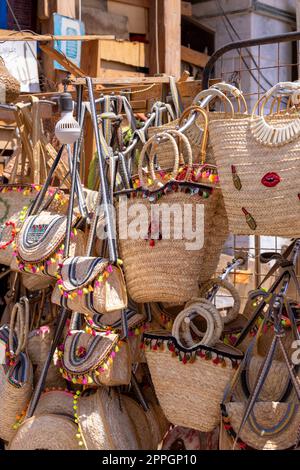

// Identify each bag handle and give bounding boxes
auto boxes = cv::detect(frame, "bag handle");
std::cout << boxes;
[161,129,193,179]
[8,296,30,358]
[178,105,209,164]
[138,132,179,189]
[192,88,235,116]
[211,83,248,114]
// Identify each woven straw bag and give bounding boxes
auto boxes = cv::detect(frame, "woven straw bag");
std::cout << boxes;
[77,388,140,450]
[144,330,243,432]
[34,389,75,418]
[59,330,131,386]
[209,81,300,236]
[9,414,79,450]
[221,402,300,450]
[13,210,85,281]
[0,57,20,103]
[28,326,66,389]
[123,396,156,449]
[117,132,227,303]
[51,256,127,315]
[0,301,33,442]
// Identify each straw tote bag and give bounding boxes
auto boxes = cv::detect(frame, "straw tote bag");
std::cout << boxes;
[58,329,131,386]
[117,132,227,303]
[144,330,243,432]
[51,256,127,315]
[0,57,20,103]
[208,81,300,236]
[0,299,33,442]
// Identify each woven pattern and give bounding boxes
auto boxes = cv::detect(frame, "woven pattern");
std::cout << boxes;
[78,388,140,450]
[225,402,300,450]
[9,414,79,450]
[35,390,75,418]
[209,114,300,236]
[118,188,227,303]
[0,57,20,103]
[51,257,127,315]
[144,332,243,432]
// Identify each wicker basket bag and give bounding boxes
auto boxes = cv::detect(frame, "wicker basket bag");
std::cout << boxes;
[0,57,20,103]
[117,132,226,303]
[208,81,300,236]
[144,329,243,432]
[0,299,33,442]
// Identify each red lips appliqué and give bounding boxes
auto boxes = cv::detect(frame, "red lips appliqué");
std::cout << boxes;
[261,172,281,188]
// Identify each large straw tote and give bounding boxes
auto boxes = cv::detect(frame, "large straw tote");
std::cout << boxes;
[208,83,300,236]
[0,57,20,103]
[60,330,131,386]
[144,330,243,432]
[117,134,226,303]
[222,402,300,450]
[34,389,75,418]
[77,388,140,450]
[9,414,79,450]
[51,256,127,315]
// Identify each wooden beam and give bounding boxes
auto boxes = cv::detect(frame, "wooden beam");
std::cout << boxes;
[181,1,192,16]
[39,44,87,77]
[111,0,150,7]
[70,75,175,85]
[81,40,102,78]
[181,45,210,68]
[0,32,115,41]
[149,0,181,78]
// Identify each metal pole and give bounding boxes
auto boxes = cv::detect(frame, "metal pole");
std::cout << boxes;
[86,77,118,263]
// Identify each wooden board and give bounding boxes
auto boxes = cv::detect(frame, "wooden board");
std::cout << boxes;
[0,31,115,41]
[110,0,150,7]
[181,1,192,16]
[39,44,87,77]
[181,45,210,68]
[100,40,148,68]
[108,1,148,35]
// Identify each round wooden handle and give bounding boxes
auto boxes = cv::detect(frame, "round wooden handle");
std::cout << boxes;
[179,105,209,163]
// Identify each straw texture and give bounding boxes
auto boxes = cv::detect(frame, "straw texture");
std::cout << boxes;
[224,402,300,450]
[209,114,300,236]
[122,396,153,449]
[144,331,243,432]
[9,414,79,450]
[35,389,75,418]
[0,58,20,103]
[77,388,140,450]
[118,188,227,303]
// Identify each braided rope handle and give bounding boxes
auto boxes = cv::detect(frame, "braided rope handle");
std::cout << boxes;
[178,105,209,164]
[198,278,241,324]
[185,297,224,342]
[9,296,30,358]
[172,300,223,349]
[138,132,179,189]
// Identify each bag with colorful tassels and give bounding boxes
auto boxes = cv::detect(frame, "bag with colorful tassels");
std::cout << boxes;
[0,297,33,442]
[51,256,127,315]
[57,329,131,386]
[117,130,228,304]
[0,184,67,267]
[208,81,300,236]
[143,299,243,432]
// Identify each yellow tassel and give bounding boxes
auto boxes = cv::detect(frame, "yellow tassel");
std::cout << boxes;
[83,288,89,295]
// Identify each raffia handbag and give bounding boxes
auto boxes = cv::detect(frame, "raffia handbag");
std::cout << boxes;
[51,256,127,315]
[144,330,243,432]
[208,81,300,236]
[0,299,33,442]
[117,132,227,303]
[58,329,131,386]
